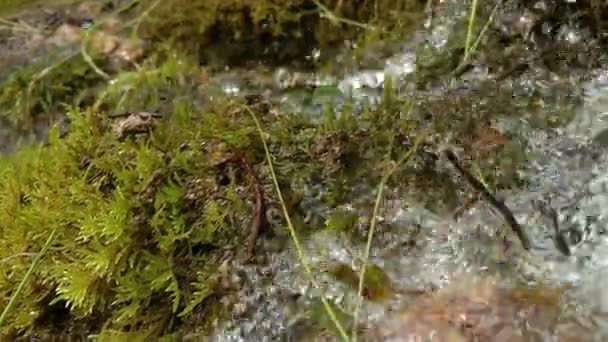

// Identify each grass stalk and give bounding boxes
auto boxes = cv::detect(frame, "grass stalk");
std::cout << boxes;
[351,132,427,342]
[452,1,501,80]
[311,0,375,30]
[128,0,162,38]
[244,105,351,342]
[0,228,58,328]
[80,36,111,80]
[23,51,78,122]
[463,0,479,64]
[469,1,501,58]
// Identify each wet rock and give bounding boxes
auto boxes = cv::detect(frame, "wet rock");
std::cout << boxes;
[49,23,82,46]
[368,277,588,341]
[46,19,145,65]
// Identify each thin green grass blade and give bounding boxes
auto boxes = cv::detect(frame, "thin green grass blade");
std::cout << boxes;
[351,132,428,342]
[0,227,58,328]
[244,105,351,342]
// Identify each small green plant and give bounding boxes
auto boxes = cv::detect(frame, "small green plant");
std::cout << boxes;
[0,52,104,128]
[246,104,350,341]
[0,102,256,336]
[351,132,427,342]
[0,0,540,339]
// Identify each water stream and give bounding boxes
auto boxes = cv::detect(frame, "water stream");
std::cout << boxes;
[204,3,608,341]
[4,0,608,340]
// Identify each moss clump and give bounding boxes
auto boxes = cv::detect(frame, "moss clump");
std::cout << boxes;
[0,101,262,337]
[0,0,427,149]
[0,48,497,338]
[139,0,426,67]
[0,52,107,129]
[329,262,396,302]
[0,1,539,337]
[0,51,274,337]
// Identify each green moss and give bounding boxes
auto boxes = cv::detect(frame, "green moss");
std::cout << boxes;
[0,0,427,145]
[139,0,426,67]
[324,211,359,233]
[0,41,543,335]
[329,263,396,302]
[0,105,250,336]
[0,52,107,129]
[0,2,540,336]
[0,0,77,17]
[0,49,446,337]
[0,51,269,336]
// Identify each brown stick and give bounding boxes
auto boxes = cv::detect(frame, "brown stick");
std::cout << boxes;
[235,151,266,259]
[444,149,531,250]
[548,207,572,256]
[535,201,572,256]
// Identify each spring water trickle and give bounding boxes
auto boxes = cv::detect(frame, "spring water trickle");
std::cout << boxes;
[209,5,608,342]
[208,69,608,342]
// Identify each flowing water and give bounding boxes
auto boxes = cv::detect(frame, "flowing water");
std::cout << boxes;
[210,76,608,340]
[204,3,608,341]
[4,0,608,340]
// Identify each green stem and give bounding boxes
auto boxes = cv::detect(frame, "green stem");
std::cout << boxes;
[311,0,375,30]
[452,1,501,78]
[351,132,427,342]
[244,105,351,342]
[463,0,479,64]
[0,228,58,328]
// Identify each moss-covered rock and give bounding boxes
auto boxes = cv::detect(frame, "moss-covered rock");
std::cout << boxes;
[0,107,251,337]
[0,46,529,337]
[140,0,426,67]
[0,1,546,339]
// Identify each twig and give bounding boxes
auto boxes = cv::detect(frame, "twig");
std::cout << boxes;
[311,0,375,30]
[548,207,572,256]
[443,149,531,250]
[235,151,266,260]
[533,199,573,256]
[210,141,266,260]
